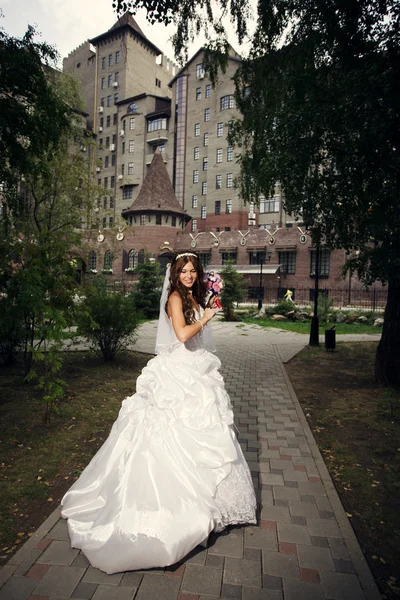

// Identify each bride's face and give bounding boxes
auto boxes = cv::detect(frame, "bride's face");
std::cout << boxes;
[179,261,197,289]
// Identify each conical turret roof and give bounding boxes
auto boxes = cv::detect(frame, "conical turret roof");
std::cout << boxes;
[122,150,190,220]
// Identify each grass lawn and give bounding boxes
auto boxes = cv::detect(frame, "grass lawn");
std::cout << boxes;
[0,351,149,563]
[243,316,380,335]
[285,343,400,600]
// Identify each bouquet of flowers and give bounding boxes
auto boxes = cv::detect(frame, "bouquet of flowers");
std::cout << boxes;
[204,271,224,309]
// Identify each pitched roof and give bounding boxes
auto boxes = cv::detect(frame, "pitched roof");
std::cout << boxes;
[168,45,241,86]
[89,12,162,56]
[122,150,190,219]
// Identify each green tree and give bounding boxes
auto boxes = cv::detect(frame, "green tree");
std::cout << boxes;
[220,263,246,321]
[131,258,164,319]
[114,0,400,384]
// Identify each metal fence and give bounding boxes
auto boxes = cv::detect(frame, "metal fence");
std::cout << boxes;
[243,286,387,312]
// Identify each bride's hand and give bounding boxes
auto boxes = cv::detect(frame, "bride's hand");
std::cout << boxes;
[209,295,220,309]
[204,307,218,322]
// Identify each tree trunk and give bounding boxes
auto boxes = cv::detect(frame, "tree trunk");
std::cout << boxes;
[375,280,400,386]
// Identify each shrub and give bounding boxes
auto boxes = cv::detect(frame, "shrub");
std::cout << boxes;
[130,259,163,319]
[77,277,140,361]
[271,299,298,316]
[220,263,246,321]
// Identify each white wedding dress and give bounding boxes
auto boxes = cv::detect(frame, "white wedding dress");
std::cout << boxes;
[61,308,257,574]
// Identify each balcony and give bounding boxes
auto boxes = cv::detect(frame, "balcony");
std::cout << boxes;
[146,129,169,144]
[146,152,168,165]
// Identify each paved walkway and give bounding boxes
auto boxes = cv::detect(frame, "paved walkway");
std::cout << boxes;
[0,322,382,600]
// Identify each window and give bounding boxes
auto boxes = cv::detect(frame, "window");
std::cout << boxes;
[128,162,134,175]
[169,215,175,226]
[106,137,110,149]
[101,57,106,69]
[100,97,105,107]
[201,206,207,219]
[196,64,205,78]
[107,95,112,107]
[109,54,113,67]
[103,197,107,209]
[129,140,134,153]
[115,72,119,83]
[99,139,103,149]
[158,143,166,153]
[109,216,114,227]
[105,156,109,168]
[198,252,211,268]
[122,142,125,154]
[110,175,115,188]
[260,195,280,213]
[195,123,200,136]
[202,182,207,195]
[114,93,118,104]
[116,50,120,64]
[140,214,145,225]
[193,170,199,183]
[226,199,232,214]
[279,251,296,274]
[101,77,105,89]
[220,95,235,110]
[109,196,114,208]
[123,186,133,200]
[222,251,237,264]
[106,115,111,127]
[99,119,104,130]
[192,195,198,208]
[203,133,208,146]
[202,157,208,171]
[250,251,266,265]
[88,251,97,270]
[129,117,135,130]
[204,108,210,122]
[225,226,231,231]
[121,164,125,175]
[192,219,197,232]
[216,175,222,189]
[205,84,211,98]
[311,249,330,277]
[128,248,135,269]
[102,217,107,228]
[108,74,113,87]
[97,178,101,186]
[104,250,113,269]
[216,148,223,163]
[156,214,162,225]
[227,146,233,161]
[111,154,116,166]
[217,122,223,137]
[194,147,199,160]
[196,87,201,101]
[147,118,167,132]
[104,177,108,188]
[113,113,117,125]
[215,200,221,215]
[155,78,161,88]
[227,173,233,188]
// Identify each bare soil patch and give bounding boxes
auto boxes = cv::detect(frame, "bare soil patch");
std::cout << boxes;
[286,342,400,600]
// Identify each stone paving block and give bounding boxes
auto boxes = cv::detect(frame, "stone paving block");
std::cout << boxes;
[282,577,325,600]
[181,565,222,597]
[120,572,144,587]
[244,526,277,551]
[37,540,79,566]
[0,563,17,587]
[261,489,273,506]
[329,538,352,561]
[315,496,334,511]
[259,462,271,473]
[307,518,341,538]
[291,515,307,526]
[72,553,91,568]
[260,504,291,523]
[34,566,86,597]
[135,573,180,600]
[48,519,70,541]
[71,581,99,599]
[206,554,224,568]
[224,557,262,588]
[298,482,327,496]
[288,501,319,518]
[262,550,299,579]
[334,559,356,574]
[260,473,284,486]
[242,588,283,600]
[283,470,309,483]
[14,548,42,576]
[243,547,261,562]
[273,486,301,502]
[311,536,329,548]
[270,459,294,471]
[82,566,123,585]
[208,529,243,558]
[92,584,137,600]
[221,582,242,598]
[182,548,207,566]
[297,544,335,571]
[320,571,365,600]
[277,523,311,546]
[279,447,301,457]
[0,575,38,600]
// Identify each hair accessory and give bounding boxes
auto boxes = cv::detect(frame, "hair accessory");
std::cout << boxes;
[175,252,197,260]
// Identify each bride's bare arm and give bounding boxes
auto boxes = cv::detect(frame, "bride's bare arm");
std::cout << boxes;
[168,292,216,343]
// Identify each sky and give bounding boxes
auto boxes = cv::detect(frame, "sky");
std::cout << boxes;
[1,0,256,66]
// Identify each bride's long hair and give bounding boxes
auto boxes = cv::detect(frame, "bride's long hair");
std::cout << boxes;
[166,254,207,324]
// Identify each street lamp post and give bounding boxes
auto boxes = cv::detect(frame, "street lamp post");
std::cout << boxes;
[309,244,320,346]
[257,249,272,310]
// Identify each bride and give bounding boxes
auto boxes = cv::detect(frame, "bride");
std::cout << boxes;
[61,252,257,574]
